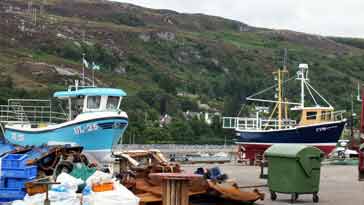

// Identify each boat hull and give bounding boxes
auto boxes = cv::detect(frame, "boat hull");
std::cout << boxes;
[4,116,128,162]
[235,120,346,161]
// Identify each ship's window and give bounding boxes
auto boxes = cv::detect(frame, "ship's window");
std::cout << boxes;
[326,111,332,120]
[321,111,326,120]
[72,97,84,117]
[106,96,120,109]
[87,96,101,109]
[306,111,317,120]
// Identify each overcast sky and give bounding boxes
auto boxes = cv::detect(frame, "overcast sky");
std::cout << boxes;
[113,0,364,38]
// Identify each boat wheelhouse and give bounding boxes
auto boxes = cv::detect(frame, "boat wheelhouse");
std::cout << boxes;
[1,85,128,162]
[223,63,346,163]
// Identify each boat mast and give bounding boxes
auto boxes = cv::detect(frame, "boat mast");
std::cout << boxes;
[276,49,289,129]
[283,48,288,122]
[301,72,304,108]
[277,69,282,129]
[275,68,288,129]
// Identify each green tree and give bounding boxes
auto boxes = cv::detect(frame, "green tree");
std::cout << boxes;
[167,120,195,144]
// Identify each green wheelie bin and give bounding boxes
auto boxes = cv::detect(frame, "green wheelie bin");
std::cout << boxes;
[264,144,324,203]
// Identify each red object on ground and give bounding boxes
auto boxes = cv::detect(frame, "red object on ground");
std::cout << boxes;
[238,144,336,164]
[360,88,364,134]
[359,150,364,170]
[358,88,364,180]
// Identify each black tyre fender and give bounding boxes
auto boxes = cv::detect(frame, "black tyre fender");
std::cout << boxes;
[291,193,299,203]
[313,193,319,203]
[270,191,277,200]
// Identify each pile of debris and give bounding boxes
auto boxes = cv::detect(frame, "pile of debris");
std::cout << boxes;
[0,144,139,205]
[0,145,265,204]
[113,149,265,204]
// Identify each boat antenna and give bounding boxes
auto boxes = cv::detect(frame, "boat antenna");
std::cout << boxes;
[82,53,85,86]
[92,63,95,87]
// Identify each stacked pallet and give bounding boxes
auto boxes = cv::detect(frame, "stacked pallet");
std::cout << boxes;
[0,154,37,202]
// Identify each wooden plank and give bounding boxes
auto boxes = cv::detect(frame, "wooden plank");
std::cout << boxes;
[149,173,202,205]
[171,180,176,205]
[181,181,189,205]
[175,181,180,205]
[138,193,162,203]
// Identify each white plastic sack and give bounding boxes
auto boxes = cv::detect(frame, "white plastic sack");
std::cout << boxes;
[85,171,112,187]
[54,172,84,192]
[17,191,80,205]
[88,182,139,205]
[11,200,27,205]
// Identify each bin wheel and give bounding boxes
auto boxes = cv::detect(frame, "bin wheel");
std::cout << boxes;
[313,193,319,203]
[270,192,277,201]
[291,193,298,203]
[338,151,345,159]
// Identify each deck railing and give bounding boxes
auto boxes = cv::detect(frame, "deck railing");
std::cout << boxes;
[333,110,346,121]
[0,99,68,124]
[222,117,297,130]
[223,110,346,131]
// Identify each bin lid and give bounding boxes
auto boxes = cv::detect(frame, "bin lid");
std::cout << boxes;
[264,144,323,177]
[264,144,322,158]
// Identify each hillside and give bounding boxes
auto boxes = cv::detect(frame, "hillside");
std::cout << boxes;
[0,0,363,144]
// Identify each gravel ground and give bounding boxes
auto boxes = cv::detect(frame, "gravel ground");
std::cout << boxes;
[182,163,364,205]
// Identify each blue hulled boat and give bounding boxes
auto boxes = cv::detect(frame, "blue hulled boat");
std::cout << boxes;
[1,86,128,162]
[223,63,346,160]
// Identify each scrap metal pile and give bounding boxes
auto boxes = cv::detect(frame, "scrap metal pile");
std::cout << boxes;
[0,145,264,204]
[0,144,92,177]
[112,149,265,204]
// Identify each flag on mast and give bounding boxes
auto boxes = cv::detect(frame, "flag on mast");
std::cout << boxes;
[91,62,101,86]
[92,62,100,70]
[83,58,89,68]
